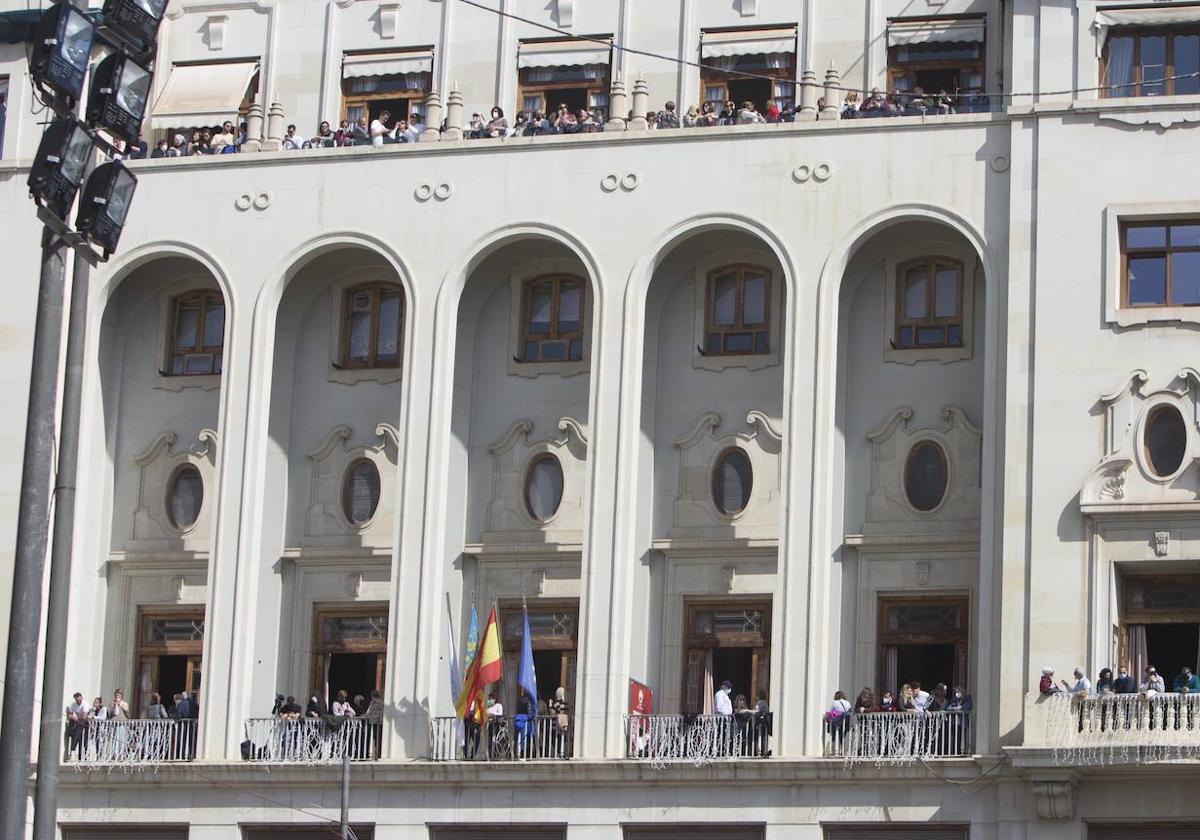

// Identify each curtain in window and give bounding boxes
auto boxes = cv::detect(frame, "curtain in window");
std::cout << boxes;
[884,645,898,697]
[702,650,714,714]
[1106,36,1135,96]
[1127,624,1148,678]
[703,56,740,73]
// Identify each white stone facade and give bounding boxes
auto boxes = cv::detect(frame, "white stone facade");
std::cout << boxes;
[0,0,1198,838]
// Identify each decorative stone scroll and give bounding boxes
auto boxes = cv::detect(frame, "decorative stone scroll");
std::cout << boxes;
[303,423,399,548]
[131,429,219,552]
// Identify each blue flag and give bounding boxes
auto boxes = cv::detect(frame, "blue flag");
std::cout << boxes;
[518,608,538,711]
[465,604,479,665]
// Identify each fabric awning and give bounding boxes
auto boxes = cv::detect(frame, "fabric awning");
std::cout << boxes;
[342,50,433,78]
[517,39,611,69]
[1092,5,1200,56]
[701,27,796,59]
[149,60,258,129]
[887,18,986,47]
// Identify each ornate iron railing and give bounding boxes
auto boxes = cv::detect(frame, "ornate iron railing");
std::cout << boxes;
[429,715,572,761]
[824,711,974,763]
[241,717,381,764]
[64,718,197,766]
[1045,692,1200,764]
[622,713,772,765]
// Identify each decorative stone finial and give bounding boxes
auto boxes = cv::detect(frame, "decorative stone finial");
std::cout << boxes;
[421,91,443,142]
[442,88,464,141]
[606,76,628,131]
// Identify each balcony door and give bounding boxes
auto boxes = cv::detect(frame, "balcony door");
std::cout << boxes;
[311,604,388,710]
[134,607,204,717]
[876,596,969,699]
[682,600,771,714]
[1120,575,1200,681]
[499,601,578,715]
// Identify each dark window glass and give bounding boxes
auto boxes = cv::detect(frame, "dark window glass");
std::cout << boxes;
[167,465,203,530]
[895,259,964,350]
[712,447,753,515]
[520,276,586,363]
[169,291,224,376]
[904,442,948,512]
[1122,222,1200,307]
[1144,405,1187,477]
[525,454,564,521]
[704,265,774,356]
[1105,29,1200,97]
[342,459,381,524]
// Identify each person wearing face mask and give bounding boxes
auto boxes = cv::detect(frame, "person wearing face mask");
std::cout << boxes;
[877,691,896,712]
[944,686,973,752]
[713,680,734,716]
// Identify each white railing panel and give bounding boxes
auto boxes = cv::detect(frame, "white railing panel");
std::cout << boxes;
[1045,693,1200,764]
[64,719,197,767]
[824,711,974,764]
[241,718,381,764]
[623,713,772,766]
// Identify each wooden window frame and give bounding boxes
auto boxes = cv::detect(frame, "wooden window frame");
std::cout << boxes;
[311,603,389,705]
[341,457,382,525]
[340,281,404,369]
[893,257,964,350]
[519,274,586,363]
[1102,26,1200,98]
[1120,219,1200,308]
[681,598,772,713]
[703,264,773,356]
[341,82,431,125]
[886,42,985,95]
[697,55,797,110]
[711,446,753,516]
[168,290,224,376]
[517,59,612,118]
[134,606,205,716]
[876,594,970,695]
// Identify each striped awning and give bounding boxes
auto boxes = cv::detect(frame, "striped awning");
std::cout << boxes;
[701,27,796,58]
[887,18,985,47]
[517,38,611,69]
[342,49,433,78]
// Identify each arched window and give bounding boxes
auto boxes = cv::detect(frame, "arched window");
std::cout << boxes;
[342,282,404,369]
[711,447,753,515]
[904,442,948,512]
[342,459,381,525]
[1144,404,1187,477]
[524,454,564,522]
[520,275,585,363]
[169,290,224,375]
[894,258,964,349]
[166,464,203,530]
[704,265,772,356]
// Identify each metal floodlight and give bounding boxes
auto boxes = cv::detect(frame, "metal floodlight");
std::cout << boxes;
[30,3,97,106]
[75,161,137,258]
[27,119,96,221]
[86,52,151,144]
[100,0,167,59]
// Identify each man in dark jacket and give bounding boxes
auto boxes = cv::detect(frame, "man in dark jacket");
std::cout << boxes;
[1113,667,1136,694]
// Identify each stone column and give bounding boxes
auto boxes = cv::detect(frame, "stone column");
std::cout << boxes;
[627,76,649,130]
[421,91,443,142]
[261,102,284,151]
[798,68,818,121]
[821,63,841,119]
[605,77,628,131]
[242,103,263,153]
[442,88,464,141]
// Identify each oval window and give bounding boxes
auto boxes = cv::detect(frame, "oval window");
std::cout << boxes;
[712,448,753,515]
[342,459,381,525]
[1145,405,1187,478]
[167,465,203,530]
[525,455,564,522]
[904,442,948,512]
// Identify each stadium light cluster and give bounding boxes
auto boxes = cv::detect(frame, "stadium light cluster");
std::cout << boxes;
[26,0,167,260]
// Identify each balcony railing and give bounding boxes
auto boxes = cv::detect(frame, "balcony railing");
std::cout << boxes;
[429,715,572,761]
[824,711,974,763]
[1045,692,1200,764]
[64,718,197,766]
[241,717,381,764]
[623,713,773,765]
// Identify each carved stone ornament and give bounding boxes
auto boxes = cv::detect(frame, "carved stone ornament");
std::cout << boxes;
[671,410,783,541]
[131,429,219,552]
[303,423,399,548]
[1154,530,1170,558]
[720,565,737,592]
[916,561,931,586]
[483,417,588,546]
[863,405,981,537]
[1080,369,1200,514]
[555,0,574,28]
[1030,779,1076,820]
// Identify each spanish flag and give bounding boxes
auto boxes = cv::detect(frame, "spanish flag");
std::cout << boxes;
[455,607,502,723]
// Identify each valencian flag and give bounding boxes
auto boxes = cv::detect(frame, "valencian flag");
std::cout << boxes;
[455,606,502,723]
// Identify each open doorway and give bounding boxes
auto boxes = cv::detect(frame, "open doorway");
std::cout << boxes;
[134,608,204,717]
[682,600,771,713]
[877,596,969,699]
[312,605,388,711]
[499,602,579,714]
[1120,575,1200,684]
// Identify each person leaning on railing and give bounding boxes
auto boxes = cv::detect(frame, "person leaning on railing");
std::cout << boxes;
[65,692,88,759]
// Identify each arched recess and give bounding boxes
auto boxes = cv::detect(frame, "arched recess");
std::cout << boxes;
[815,206,998,755]
[261,239,411,712]
[439,228,600,724]
[92,247,232,720]
[633,224,790,720]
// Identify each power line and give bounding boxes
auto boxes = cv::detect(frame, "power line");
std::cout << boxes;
[455,0,1200,102]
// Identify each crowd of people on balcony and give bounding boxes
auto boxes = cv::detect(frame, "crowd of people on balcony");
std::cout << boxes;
[458,687,573,761]
[1040,664,1200,698]
[64,688,199,761]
